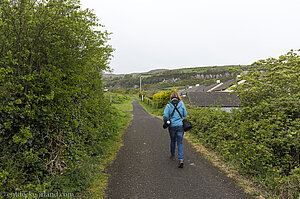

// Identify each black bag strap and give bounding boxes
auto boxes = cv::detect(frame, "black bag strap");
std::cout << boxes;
[170,103,183,118]
[169,102,176,118]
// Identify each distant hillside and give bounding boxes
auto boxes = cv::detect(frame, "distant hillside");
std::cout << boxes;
[146,69,169,74]
[103,65,255,92]
[102,73,124,79]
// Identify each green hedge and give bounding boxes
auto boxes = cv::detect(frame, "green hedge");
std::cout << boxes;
[0,0,117,196]
[187,51,300,198]
[188,107,299,197]
[143,96,164,109]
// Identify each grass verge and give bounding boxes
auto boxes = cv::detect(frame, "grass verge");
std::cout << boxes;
[87,95,134,198]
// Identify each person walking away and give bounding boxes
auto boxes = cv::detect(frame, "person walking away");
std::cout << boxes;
[163,91,187,168]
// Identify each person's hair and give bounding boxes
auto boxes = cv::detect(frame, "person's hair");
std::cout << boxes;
[170,91,181,101]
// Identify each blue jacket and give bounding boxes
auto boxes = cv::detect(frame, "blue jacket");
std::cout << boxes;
[163,98,187,127]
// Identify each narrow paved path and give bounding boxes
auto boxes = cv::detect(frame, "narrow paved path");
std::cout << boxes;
[106,99,253,199]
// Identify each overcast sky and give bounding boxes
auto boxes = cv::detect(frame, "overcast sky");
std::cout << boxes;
[80,0,300,74]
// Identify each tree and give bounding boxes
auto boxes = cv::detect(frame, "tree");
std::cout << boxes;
[234,50,300,178]
[0,0,114,193]
[235,50,300,120]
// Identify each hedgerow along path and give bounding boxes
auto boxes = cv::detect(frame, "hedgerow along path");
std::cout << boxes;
[105,99,254,199]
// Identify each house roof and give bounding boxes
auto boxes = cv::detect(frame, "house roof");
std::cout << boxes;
[183,83,222,94]
[213,79,236,92]
[181,85,206,94]
[188,92,240,107]
[205,83,221,92]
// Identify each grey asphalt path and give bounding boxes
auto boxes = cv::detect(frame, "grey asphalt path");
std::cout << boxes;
[105,99,253,199]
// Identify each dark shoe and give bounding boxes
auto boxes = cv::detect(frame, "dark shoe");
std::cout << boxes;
[178,160,184,168]
[170,156,175,160]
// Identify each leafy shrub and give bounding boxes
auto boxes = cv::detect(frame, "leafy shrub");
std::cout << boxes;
[0,0,117,195]
[153,89,177,105]
[188,50,300,197]
[111,94,130,104]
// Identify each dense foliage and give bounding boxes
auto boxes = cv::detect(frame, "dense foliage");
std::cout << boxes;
[139,89,177,109]
[153,89,176,105]
[141,97,163,109]
[188,50,300,198]
[0,0,118,195]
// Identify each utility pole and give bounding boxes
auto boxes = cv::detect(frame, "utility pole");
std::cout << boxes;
[139,75,142,93]
[140,75,143,101]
